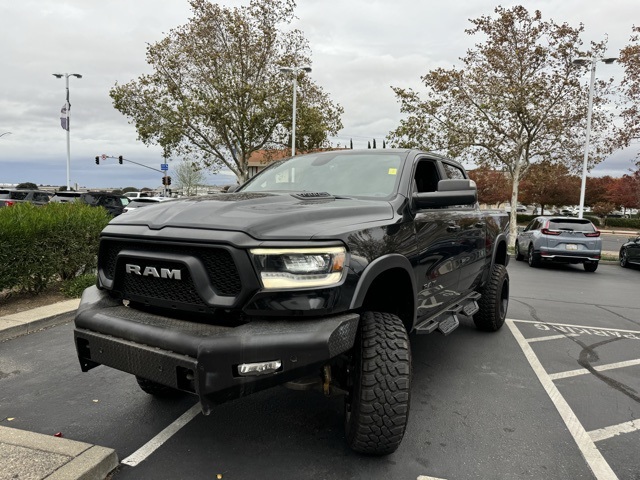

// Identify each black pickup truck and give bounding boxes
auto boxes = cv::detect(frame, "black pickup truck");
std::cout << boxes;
[74,149,509,455]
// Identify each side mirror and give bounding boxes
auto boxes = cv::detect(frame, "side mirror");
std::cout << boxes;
[226,184,240,193]
[517,226,526,233]
[413,179,477,209]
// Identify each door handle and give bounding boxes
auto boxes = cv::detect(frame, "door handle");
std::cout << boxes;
[475,222,485,228]
[447,223,461,232]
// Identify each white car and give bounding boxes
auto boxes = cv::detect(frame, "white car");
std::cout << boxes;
[122,197,171,213]
[124,191,155,199]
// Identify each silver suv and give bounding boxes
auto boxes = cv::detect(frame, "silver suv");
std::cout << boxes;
[515,216,602,272]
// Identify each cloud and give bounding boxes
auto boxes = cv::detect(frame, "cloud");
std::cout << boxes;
[1,0,638,188]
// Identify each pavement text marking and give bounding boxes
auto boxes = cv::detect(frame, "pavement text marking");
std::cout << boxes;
[506,319,618,480]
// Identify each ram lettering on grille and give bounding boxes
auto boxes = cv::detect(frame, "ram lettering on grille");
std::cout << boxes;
[125,264,182,280]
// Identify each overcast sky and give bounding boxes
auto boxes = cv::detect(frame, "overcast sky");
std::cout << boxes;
[0,0,638,190]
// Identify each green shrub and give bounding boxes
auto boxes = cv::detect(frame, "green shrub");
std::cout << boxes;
[601,217,640,229]
[584,215,601,227]
[60,273,97,298]
[0,202,110,293]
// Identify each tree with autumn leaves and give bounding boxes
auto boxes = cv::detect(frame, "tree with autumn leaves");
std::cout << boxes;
[110,0,343,183]
[616,26,640,163]
[389,6,614,244]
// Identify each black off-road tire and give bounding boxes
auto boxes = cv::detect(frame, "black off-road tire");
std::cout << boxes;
[136,376,184,398]
[528,245,540,268]
[473,264,509,332]
[584,261,598,272]
[345,311,411,455]
[515,241,524,261]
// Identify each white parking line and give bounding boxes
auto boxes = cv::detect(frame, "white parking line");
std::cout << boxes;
[509,318,640,335]
[527,334,579,343]
[506,320,618,480]
[549,359,640,381]
[589,419,640,443]
[121,403,201,467]
[417,476,447,480]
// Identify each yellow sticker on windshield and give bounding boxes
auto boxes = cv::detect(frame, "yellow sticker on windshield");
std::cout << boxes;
[388,168,397,175]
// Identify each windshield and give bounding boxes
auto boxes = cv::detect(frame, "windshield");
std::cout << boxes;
[240,152,404,198]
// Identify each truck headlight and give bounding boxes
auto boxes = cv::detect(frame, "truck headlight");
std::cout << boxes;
[250,247,347,289]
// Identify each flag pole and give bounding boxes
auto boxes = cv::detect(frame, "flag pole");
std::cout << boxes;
[53,73,81,190]
[65,75,71,191]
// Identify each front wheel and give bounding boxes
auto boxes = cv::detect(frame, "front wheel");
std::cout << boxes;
[345,311,411,455]
[473,264,509,331]
[620,249,629,268]
[528,245,540,268]
[515,241,524,261]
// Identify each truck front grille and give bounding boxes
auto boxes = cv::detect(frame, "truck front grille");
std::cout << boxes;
[101,240,243,305]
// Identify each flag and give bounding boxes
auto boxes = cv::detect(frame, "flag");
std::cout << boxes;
[60,103,69,131]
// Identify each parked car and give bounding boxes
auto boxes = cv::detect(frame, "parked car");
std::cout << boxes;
[505,204,527,213]
[122,197,172,213]
[619,235,640,268]
[0,189,51,207]
[50,191,84,203]
[124,191,155,199]
[606,211,630,219]
[515,216,601,271]
[559,209,576,217]
[79,192,129,216]
[531,208,555,215]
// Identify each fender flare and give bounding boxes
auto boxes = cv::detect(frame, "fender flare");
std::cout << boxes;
[349,253,416,313]
[492,233,509,267]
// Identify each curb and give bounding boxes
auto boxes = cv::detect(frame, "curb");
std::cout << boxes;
[0,426,118,480]
[0,299,80,342]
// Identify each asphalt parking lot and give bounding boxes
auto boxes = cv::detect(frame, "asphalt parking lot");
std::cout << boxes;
[1,259,639,480]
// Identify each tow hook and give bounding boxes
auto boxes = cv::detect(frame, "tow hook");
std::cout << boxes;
[323,365,331,395]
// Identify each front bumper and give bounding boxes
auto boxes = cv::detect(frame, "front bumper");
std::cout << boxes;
[74,286,359,414]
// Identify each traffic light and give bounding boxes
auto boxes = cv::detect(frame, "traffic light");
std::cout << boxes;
[167,176,172,185]
[95,156,99,165]
[118,155,123,164]
[161,177,166,185]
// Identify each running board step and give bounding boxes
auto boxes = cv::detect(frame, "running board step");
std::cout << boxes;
[437,313,459,335]
[414,292,481,335]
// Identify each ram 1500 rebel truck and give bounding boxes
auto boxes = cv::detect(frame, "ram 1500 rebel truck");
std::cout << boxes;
[74,149,509,455]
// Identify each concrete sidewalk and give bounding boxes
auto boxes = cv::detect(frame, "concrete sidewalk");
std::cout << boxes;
[0,299,119,479]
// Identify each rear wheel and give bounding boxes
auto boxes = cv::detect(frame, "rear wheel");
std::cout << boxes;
[620,249,629,268]
[136,376,184,398]
[473,264,509,332]
[515,241,524,261]
[528,245,540,268]
[345,311,411,455]
[584,261,598,272]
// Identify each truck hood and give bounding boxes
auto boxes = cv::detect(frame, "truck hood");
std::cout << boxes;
[110,192,394,240]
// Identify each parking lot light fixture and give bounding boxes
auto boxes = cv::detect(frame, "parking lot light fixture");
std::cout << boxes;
[572,57,616,219]
[280,66,312,156]
[53,73,82,190]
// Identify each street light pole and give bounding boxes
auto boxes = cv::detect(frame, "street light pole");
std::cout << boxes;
[53,73,82,190]
[280,66,312,156]
[572,57,616,219]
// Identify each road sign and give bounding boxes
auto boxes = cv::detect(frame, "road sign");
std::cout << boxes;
[161,163,169,171]
[101,154,107,161]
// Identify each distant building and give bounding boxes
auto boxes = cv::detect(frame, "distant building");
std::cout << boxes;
[247,147,341,178]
